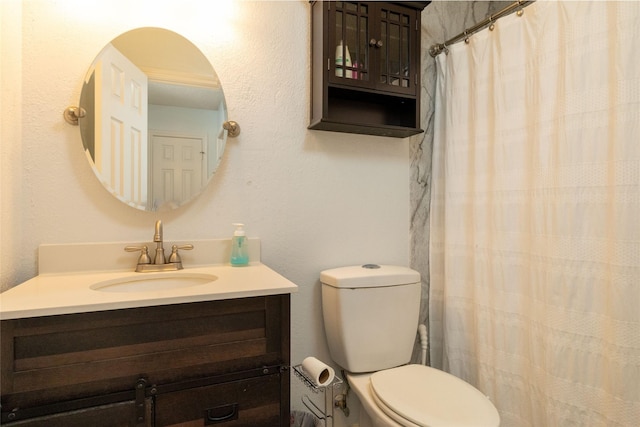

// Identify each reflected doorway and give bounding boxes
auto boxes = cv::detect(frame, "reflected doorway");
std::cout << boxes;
[149,132,206,211]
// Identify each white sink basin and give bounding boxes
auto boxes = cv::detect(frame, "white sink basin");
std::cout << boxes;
[90,273,217,293]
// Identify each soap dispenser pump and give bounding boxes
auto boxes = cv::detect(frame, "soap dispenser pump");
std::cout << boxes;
[230,223,249,266]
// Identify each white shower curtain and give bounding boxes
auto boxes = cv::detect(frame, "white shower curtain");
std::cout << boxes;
[429,2,639,426]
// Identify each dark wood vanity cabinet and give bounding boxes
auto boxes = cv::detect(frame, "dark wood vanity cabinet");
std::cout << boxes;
[310,1,430,138]
[1,295,290,426]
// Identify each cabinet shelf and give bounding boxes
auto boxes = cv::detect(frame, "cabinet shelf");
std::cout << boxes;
[310,84,421,137]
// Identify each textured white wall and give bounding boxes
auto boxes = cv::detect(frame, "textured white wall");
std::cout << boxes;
[1,1,412,423]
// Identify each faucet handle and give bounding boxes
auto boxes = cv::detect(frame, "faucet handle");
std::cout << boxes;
[125,245,152,265]
[168,244,193,263]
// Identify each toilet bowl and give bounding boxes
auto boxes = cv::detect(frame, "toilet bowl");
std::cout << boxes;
[348,365,500,427]
[320,265,500,427]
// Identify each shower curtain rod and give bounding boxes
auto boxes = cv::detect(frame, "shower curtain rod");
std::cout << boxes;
[428,0,534,57]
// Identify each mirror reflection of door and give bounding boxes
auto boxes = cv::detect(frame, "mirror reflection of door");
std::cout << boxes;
[95,44,148,208]
[79,28,228,212]
[150,132,206,211]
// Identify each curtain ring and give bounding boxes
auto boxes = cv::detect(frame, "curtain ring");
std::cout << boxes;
[516,1,524,17]
[488,16,495,31]
[464,30,470,44]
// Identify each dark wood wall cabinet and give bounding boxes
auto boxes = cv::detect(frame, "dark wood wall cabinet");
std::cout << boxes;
[310,1,430,138]
[1,295,290,426]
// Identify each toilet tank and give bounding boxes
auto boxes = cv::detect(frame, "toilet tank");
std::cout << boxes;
[320,265,421,373]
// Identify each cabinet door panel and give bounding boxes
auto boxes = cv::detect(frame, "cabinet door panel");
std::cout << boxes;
[330,1,371,89]
[376,3,417,95]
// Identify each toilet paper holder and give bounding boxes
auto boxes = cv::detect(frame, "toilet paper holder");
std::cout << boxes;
[293,364,343,426]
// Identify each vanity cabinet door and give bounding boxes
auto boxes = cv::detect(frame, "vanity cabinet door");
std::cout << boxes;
[154,374,282,427]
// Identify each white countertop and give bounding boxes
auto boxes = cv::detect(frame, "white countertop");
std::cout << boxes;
[0,239,298,320]
[0,263,298,320]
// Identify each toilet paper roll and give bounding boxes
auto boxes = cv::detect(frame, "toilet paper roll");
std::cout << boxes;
[301,356,335,387]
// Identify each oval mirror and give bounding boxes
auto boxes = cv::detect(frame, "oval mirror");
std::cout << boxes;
[78,27,227,211]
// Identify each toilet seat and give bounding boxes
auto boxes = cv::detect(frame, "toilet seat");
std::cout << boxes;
[369,364,500,427]
[369,383,421,427]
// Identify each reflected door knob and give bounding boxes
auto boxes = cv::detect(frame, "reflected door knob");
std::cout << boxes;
[369,38,383,48]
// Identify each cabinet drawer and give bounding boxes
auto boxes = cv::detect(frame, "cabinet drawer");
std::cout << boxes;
[155,374,282,427]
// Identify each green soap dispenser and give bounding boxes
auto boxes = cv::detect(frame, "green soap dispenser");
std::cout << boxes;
[230,223,249,266]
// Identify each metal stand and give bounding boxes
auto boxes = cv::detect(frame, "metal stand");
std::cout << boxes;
[292,364,343,427]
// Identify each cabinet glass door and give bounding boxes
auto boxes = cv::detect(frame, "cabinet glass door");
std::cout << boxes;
[378,4,414,93]
[329,2,417,96]
[333,1,369,83]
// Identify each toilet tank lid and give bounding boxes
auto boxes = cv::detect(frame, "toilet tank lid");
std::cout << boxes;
[320,265,420,288]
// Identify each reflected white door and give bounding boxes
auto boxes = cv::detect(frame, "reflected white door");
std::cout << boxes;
[94,43,148,208]
[150,133,205,210]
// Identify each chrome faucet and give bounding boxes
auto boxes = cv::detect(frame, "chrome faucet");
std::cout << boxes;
[125,220,193,272]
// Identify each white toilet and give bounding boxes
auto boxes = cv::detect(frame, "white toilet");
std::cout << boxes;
[320,265,500,427]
